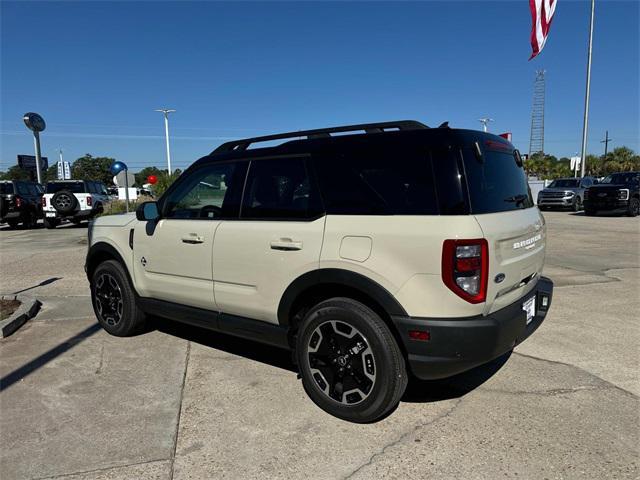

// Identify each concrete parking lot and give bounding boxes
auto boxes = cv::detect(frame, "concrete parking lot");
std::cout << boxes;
[1,212,638,480]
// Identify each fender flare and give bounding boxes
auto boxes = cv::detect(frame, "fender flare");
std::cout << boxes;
[277,268,408,326]
[85,241,133,286]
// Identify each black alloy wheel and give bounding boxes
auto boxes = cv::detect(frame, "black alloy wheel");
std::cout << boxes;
[296,297,407,423]
[94,273,124,327]
[91,260,146,336]
[307,320,376,405]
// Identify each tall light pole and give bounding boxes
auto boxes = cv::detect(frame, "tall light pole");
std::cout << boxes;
[155,109,175,173]
[478,118,493,132]
[580,0,595,177]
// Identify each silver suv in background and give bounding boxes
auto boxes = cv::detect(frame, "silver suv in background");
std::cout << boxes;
[537,177,596,211]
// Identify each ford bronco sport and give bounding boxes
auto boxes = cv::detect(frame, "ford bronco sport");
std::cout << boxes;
[86,120,553,422]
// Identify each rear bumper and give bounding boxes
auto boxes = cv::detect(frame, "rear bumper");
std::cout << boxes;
[392,276,553,380]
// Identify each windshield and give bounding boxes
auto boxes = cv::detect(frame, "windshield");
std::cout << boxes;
[46,182,85,193]
[549,179,579,188]
[601,173,639,185]
[461,145,533,214]
[0,183,14,194]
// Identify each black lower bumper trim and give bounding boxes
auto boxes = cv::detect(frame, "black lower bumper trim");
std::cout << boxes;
[392,276,553,380]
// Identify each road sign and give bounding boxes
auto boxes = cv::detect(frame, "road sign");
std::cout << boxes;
[18,155,48,170]
[23,113,46,132]
[114,171,135,188]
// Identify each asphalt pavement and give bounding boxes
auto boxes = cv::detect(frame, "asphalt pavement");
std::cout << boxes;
[0,212,638,480]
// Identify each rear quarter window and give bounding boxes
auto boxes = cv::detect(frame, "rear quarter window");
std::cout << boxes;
[313,142,439,215]
[461,144,533,214]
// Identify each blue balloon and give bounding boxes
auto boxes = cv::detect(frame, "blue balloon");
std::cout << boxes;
[110,161,127,175]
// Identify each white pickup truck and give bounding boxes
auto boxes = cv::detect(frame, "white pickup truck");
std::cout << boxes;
[43,180,110,229]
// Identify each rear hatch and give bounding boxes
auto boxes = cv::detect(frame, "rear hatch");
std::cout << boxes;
[457,132,546,314]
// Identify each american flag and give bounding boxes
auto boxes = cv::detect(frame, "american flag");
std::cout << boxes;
[529,0,557,60]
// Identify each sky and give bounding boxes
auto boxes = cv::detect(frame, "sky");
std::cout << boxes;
[1,1,638,173]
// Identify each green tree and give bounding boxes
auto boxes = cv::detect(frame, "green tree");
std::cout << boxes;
[153,170,182,197]
[71,154,117,185]
[0,165,32,181]
[135,166,165,186]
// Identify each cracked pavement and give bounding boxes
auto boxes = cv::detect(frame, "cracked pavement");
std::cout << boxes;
[1,212,638,479]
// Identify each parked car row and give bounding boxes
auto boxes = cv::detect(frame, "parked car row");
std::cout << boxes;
[537,172,640,217]
[0,179,112,229]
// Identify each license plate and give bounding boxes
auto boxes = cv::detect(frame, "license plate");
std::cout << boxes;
[46,212,56,217]
[522,295,536,325]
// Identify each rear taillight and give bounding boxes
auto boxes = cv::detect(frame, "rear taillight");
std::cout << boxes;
[442,239,488,304]
[15,196,22,208]
[86,196,93,206]
[41,196,46,207]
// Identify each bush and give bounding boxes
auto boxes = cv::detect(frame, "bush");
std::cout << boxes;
[99,195,154,217]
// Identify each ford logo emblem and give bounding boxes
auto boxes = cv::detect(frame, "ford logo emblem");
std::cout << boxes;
[494,273,506,283]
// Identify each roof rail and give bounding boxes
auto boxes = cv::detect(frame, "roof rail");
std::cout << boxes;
[212,120,428,153]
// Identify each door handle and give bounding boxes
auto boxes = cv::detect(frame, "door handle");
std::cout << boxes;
[270,239,303,251]
[181,233,204,244]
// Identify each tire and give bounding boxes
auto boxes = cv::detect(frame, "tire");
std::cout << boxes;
[585,208,597,216]
[296,297,408,423]
[23,211,37,229]
[0,196,7,218]
[627,197,640,217]
[44,218,59,229]
[573,197,582,212]
[51,190,79,215]
[91,260,146,337]
[6,218,19,229]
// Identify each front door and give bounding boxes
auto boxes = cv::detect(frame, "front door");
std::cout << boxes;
[133,161,246,310]
[213,156,325,324]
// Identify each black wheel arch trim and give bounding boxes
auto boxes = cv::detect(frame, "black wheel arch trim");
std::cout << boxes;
[277,268,408,326]
[86,242,137,295]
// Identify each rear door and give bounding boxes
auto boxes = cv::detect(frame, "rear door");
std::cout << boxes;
[212,156,325,324]
[458,137,546,314]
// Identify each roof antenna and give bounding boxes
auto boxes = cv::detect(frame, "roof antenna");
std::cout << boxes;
[438,121,449,128]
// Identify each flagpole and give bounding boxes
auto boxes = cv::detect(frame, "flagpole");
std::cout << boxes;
[580,0,595,177]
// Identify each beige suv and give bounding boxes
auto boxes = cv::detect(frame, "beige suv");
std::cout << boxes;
[86,120,553,423]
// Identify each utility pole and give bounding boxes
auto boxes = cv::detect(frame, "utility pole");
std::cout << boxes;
[580,0,595,177]
[478,118,493,133]
[155,109,176,173]
[600,131,612,156]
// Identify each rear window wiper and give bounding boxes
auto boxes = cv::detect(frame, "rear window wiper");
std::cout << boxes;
[504,194,528,207]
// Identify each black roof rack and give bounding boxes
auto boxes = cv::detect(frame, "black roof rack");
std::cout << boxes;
[212,120,428,154]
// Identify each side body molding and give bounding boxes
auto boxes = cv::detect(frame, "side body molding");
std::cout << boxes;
[277,268,408,326]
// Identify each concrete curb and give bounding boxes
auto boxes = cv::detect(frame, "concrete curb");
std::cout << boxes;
[0,294,42,338]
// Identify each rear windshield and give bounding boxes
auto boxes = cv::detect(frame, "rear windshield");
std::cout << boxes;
[46,182,85,193]
[0,183,14,194]
[461,144,533,214]
[549,179,579,188]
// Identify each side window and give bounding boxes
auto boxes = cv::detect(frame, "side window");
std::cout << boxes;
[163,162,246,219]
[97,183,108,195]
[314,143,439,215]
[27,183,38,195]
[241,157,322,220]
[86,182,95,194]
[581,179,591,187]
[16,182,29,195]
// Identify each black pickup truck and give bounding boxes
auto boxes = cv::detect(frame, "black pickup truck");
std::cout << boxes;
[584,171,640,217]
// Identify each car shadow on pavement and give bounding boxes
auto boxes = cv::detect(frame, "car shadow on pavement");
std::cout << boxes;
[153,317,510,405]
[153,317,297,373]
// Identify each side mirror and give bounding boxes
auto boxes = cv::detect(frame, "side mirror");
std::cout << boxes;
[136,201,159,221]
